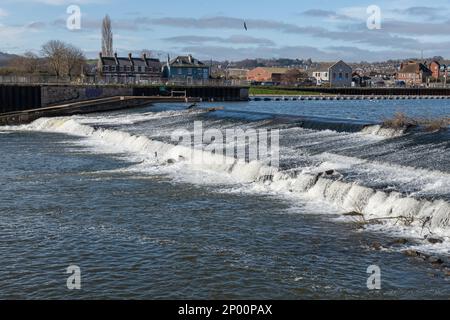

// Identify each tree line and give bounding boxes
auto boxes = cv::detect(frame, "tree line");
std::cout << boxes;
[2,40,86,79]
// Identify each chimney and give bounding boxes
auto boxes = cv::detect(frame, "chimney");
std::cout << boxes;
[128,53,134,66]
[188,54,193,63]
[142,53,148,67]
[114,52,118,65]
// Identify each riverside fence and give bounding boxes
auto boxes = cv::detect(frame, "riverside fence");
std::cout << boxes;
[0,75,250,87]
[262,86,450,96]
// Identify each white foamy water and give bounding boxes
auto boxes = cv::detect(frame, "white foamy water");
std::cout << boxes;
[5,114,450,255]
[71,109,206,126]
[361,124,407,138]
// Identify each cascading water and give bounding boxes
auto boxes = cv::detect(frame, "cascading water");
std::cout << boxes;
[3,100,450,299]
[10,113,450,241]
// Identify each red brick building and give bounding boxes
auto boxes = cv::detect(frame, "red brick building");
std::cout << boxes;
[397,62,432,86]
[429,61,441,79]
[247,67,289,83]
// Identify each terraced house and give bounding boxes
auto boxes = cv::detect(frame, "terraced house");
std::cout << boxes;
[98,53,162,83]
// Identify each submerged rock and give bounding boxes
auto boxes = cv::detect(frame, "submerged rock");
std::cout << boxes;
[426,237,444,244]
[429,256,444,265]
[404,249,426,259]
[343,211,364,217]
[371,242,383,250]
[388,238,409,246]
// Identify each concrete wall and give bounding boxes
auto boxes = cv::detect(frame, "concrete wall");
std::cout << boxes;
[1,84,249,115]
[133,86,249,101]
[240,88,249,100]
[41,85,133,107]
[0,85,41,113]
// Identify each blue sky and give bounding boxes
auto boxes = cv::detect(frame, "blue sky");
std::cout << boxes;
[1,0,450,61]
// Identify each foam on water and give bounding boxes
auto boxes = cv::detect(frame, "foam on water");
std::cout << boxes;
[301,152,450,198]
[361,124,407,138]
[6,116,450,253]
[71,109,205,126]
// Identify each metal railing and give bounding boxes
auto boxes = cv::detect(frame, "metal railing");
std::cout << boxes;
[0,75,251,87]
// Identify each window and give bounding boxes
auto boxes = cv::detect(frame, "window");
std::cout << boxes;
[345,73,349,79]
[333,73,336,79]
[177,68,182,75]
[339,72,343,79]
[188,68,192,75]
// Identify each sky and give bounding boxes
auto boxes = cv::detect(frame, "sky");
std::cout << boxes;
[1,0,450,62]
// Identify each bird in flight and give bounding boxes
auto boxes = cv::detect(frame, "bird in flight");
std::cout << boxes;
[244,22,248,31]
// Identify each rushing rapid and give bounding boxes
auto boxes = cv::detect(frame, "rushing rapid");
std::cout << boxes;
[8,103,450,243]
[1,99,449,299]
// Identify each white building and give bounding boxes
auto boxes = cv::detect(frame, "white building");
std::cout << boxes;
[311,60,353,87]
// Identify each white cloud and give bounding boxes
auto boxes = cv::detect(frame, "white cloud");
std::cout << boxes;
[336,6,368,21]
[0,8,9,17]
[10,0,107,5]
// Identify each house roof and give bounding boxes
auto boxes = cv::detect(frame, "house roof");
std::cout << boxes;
[100,57,116,66]
[132,58,147,67]
[100,55,161,67]
[117,57,132,66]
[311,60,351,72]
[170,55,206,67]
[400,62,431,74]
[258,67,289,75]
[310,63,335,72]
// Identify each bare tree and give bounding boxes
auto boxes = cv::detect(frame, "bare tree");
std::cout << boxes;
[141,49,152,57]
[23,51,40,74]
[41,40,67,77]
[65,44,86,78]
[41,40,86,79]
[8,51,40,74]
[282,69,309,85]
[102,15,113,57]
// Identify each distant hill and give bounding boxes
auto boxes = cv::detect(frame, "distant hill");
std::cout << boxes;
[0,52,19,67]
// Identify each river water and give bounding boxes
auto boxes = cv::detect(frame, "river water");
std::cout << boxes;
[0,99,449,299]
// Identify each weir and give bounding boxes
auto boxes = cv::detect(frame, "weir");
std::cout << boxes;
[13,116,449,239]
[256,87,450,96]
[251,94,450,101]
[0,96,200,126]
